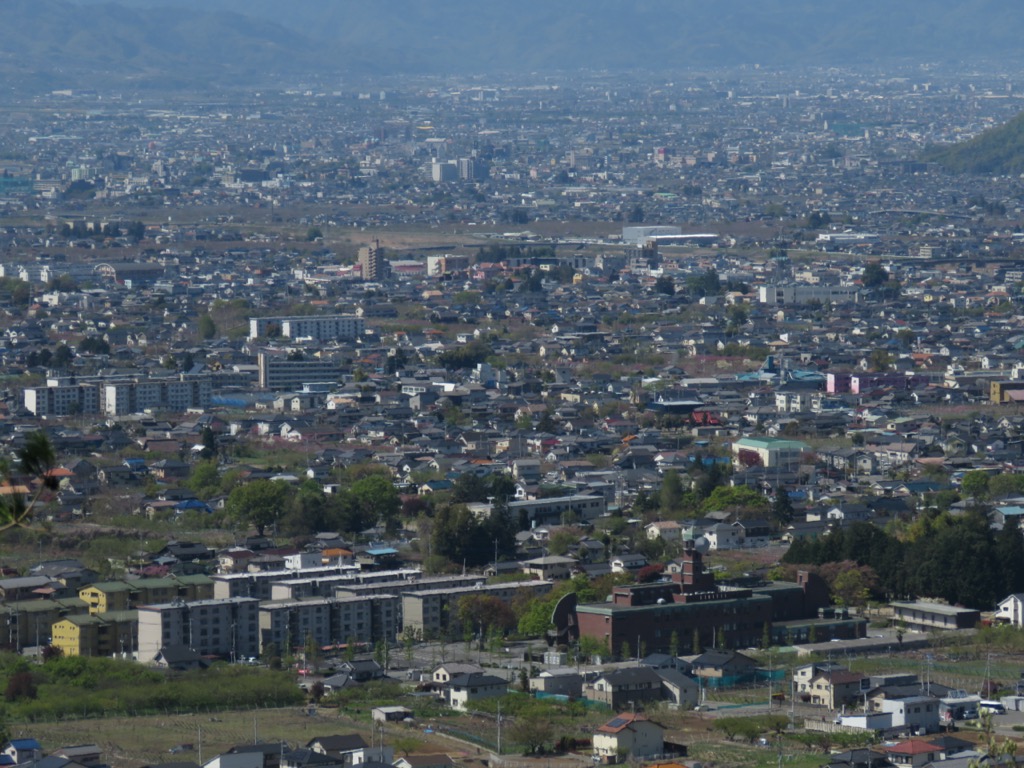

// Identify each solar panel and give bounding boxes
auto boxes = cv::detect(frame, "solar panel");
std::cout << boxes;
[606,717,628,728]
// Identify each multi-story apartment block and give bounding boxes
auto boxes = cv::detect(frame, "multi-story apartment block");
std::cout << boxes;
[79,575,214,614]
[401,581,554,638]
[258,594,399,653]
[248,315,364,342]
[137,597,260,662]
[23,378,100,417]
[257,352,343,391]
[25,374,211,417]
[51,610,136,658]
[0,597,89,651]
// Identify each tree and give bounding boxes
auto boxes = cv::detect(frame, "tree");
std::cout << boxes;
[197,314,217,340]
[830,566,876,607]
[456,594,515,637]
[0,432,58,534]
[198,427,217,461]
[225,479,293,536]
[867,348,893,372]
[654,275,675,296]
[961,471,991,503]
[996,516,1024,595]
[52,344,74,369]
[770,489,794,527]
[660,470,684,512]
[508,710,555,755]
[304,632,320,673]
[348,474,401,535]
[5,670,36,702]
[861,261,889,288]
[78,336,110,356]
[187,459,220,497]
[305,227,323,241]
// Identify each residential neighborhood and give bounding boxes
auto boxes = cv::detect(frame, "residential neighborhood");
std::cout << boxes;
[7,20,1024,768]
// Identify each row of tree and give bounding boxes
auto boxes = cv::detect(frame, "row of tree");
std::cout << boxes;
[782,513,1024,608]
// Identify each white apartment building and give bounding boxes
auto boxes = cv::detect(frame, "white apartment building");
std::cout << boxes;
[248,315,364,342]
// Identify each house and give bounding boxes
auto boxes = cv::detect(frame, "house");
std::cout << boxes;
[153,645,208,671]
[587,667,664,709]
[529,669,584,698]
[793,662,848,697]
[4,739,43,764]
[804,670,868,709]
[881,697,940,735]
[334,659,383,683]
[278,749,343,768]
[443,672,507,711]
[996,593,1024,627]
[305,734,392,767]
[610,554,649,573]
[703,522,742,551]
[432,662,483,686]
[656,668,699,709]
[691,650,758,683]
[645,521,683,542]
[392,756,454,768]
[884,739,942,768]
[521,555,576,580]
[592,713,665,762]
[50,746,103,768]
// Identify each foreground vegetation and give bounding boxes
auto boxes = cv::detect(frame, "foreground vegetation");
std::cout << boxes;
[0,654,303,725]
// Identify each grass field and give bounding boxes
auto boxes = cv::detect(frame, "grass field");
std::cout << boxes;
[10,706,415,768]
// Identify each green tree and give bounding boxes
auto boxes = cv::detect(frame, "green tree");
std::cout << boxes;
[225,479,293,536]
[197,314,217,340]
[187,459,220,497]
[770,488,794,526]
[660,470,684,513]
[349,474,402,535]
[52,344,74,369]
[701,485,769,517]
[867,348,893,372]
[304,632,320,673]
[961,471,991,503]
[654,275,675,296]
[861,261,889,288]
[0,432,57,533]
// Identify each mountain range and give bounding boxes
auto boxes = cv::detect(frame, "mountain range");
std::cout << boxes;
[6,0,1024,92]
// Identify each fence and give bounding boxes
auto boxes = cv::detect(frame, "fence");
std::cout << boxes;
[702,668,786,690]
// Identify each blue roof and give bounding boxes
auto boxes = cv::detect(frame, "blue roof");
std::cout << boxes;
[9,739,41,749]
[365,548,398,556]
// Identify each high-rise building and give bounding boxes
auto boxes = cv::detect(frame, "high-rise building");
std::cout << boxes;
[358,241,387,281]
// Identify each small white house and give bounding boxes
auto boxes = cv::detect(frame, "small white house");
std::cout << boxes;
[997,593,1024,628]
[592,713,664,761]
[443,672,507,711]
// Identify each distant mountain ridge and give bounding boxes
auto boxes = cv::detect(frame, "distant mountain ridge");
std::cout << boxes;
[7,0,1024,91]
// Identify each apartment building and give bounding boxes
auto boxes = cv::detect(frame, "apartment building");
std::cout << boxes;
[137,597,260,662]
[51,610,136,657]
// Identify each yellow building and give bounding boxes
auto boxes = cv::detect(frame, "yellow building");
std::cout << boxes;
[51,610,137,657]
[0,597,88,650]
[79,575,214,614]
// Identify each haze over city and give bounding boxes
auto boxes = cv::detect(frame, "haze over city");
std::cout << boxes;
[4,5,1024,768]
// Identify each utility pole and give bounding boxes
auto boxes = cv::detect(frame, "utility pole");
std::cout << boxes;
[497,700,502,755]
